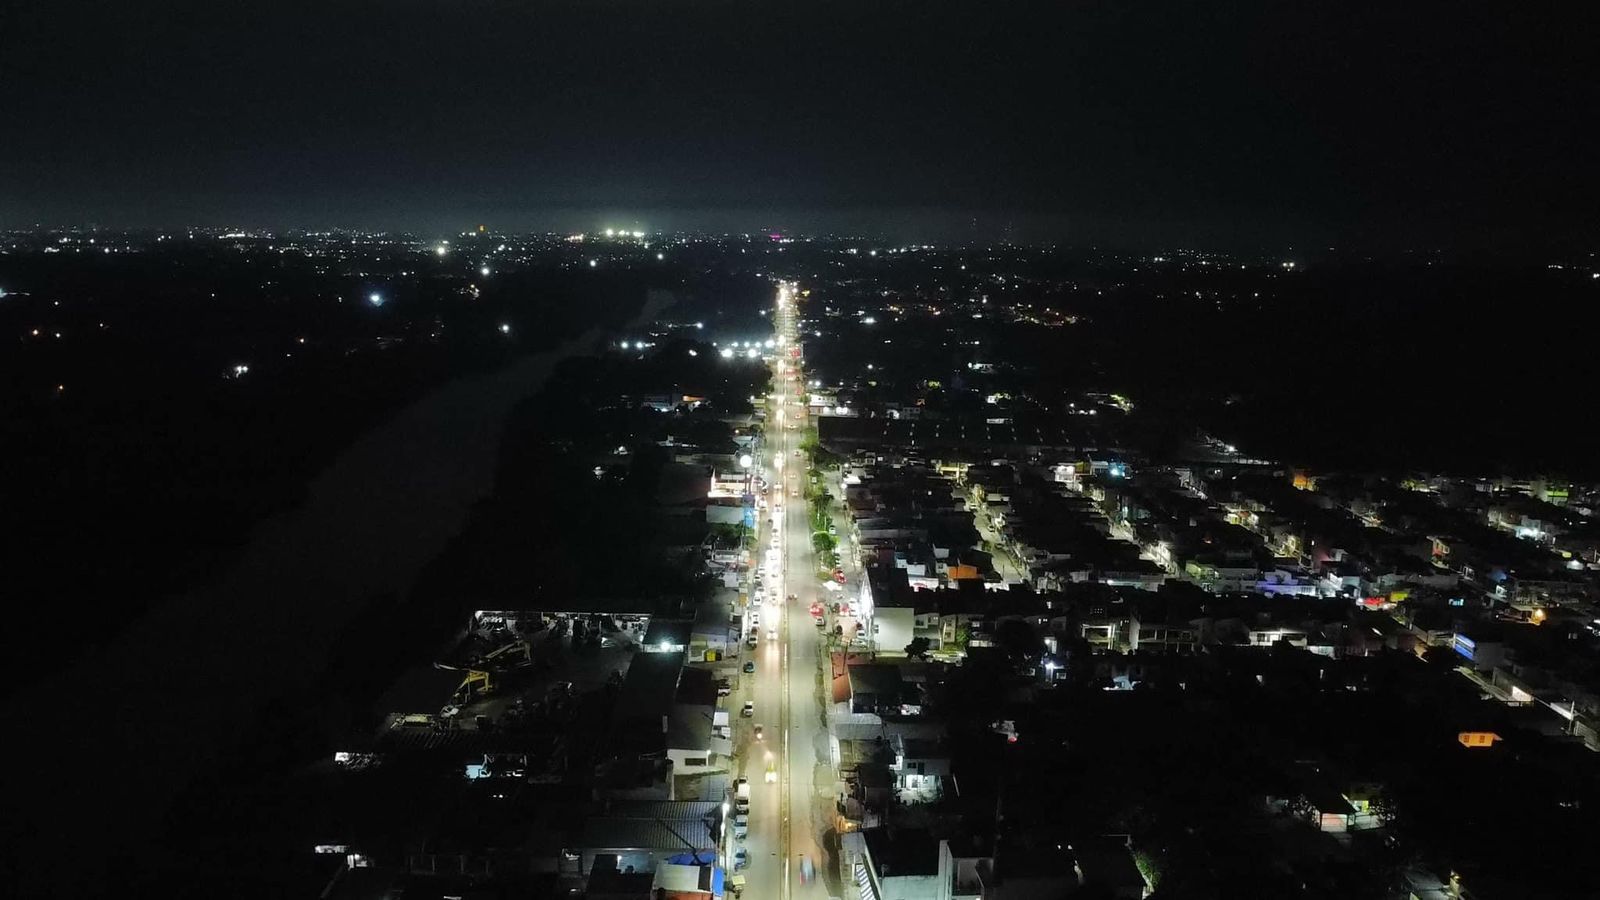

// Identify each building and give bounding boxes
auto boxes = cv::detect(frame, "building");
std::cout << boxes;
[852,827,954,900]
[849,664,909,717]
[570,801,724,879]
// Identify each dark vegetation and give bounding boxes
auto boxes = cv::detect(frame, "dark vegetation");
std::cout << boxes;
[0,243,661,689]
[132,328,771,897]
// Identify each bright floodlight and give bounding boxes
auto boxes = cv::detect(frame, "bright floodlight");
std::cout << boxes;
[719,348,735,359]
[621,341,630,349]
[368,292,384,306]
[632,230,645,238]
[480,266,490,277]
[588,259,598,268]
[745,348,758,359]
[764,339,775,348]
[604,228,615,237]
[688,349,698,357]
[657,252,665,260]
[499,323,511,334]
[435,245,448,256]
[739,454,754,469]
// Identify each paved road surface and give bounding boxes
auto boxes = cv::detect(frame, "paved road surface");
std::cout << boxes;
[736,283,835,900]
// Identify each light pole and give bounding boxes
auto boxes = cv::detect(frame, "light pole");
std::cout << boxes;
[740,451,757,551]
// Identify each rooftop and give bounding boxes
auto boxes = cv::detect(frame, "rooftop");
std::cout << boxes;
[862,827,941,878]
[643,618,694,648]
[848,663,906,698]
[616,650,685,725]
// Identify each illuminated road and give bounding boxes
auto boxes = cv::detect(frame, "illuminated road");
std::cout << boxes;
[741,283,831,900]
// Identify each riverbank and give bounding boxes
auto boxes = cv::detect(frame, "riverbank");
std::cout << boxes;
[0,292,672,898]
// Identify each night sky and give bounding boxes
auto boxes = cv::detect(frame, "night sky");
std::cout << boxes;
[3,1,1595,249]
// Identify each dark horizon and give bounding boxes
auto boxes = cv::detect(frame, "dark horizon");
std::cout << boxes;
[4,2,1597,253]
[2,214,1592,262]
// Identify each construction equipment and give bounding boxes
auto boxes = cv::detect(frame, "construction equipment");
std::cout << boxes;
[446,639,531,703]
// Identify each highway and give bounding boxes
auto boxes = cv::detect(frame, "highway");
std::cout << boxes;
[738,282,833,900]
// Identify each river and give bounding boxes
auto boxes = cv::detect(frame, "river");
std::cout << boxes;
[1,294,671,897]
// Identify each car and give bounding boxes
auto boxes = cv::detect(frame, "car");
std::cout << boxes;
[733,848,749,870]
[741,701,754,717]
[733,814,749,839]
[767,628,777,641]
[800,856,815,883]
[753,723,764,740]
[790,487,799,497]
[716,679,732,697]
[734,796,750,814]
[765,762,778,783]
[743,661,756,673]
[746,636,758,650]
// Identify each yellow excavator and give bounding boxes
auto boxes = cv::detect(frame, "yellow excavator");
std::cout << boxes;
[449,639,531,703]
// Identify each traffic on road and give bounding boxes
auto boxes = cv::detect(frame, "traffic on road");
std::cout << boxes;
[724,283,831,900]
